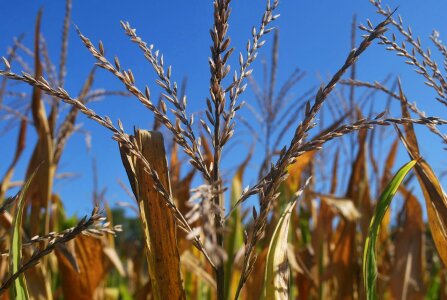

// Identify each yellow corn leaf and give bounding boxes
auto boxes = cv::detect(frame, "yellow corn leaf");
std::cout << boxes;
[285,151,316,196]
[181,251,216,290]
[263,200,297,300]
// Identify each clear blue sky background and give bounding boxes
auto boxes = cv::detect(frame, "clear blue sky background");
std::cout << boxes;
[1,0,447,217]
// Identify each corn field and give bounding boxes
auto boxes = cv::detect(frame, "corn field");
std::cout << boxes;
[1,0,447,299]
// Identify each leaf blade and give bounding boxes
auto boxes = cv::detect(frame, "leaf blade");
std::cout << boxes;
[9,167,40,300]
[363,160,416,300]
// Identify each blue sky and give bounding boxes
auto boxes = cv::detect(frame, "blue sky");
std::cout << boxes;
[1,0,447,216]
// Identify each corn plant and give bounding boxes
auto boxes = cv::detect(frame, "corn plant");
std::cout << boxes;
[1,0,447,299]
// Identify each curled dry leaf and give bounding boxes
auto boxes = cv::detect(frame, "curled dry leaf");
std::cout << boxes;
[319,195,361,222]
[397,84,447,267]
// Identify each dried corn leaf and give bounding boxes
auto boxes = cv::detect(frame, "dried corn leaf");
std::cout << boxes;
[245,248,268,300]
[103,246,125,277]
[26,9,54,237]
[200,134,214,169]
[319,195,361,221]
[404,152,447,268]
[119,130,185,300]
[0,119,27,202]
[389,188,425,300]
[53,67,96,165]
[170,142,181,185]
[332,128,371,300]
[398,82,447,267]
[265,150,315,251]
[56,235,105,300]
[285,150,316,197]
[171,144,195,218]
[55,242,79,273]
[311,150,339,299]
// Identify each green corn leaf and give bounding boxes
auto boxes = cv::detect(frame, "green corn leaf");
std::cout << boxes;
[363,160,416,300]
[9,166,40,300]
